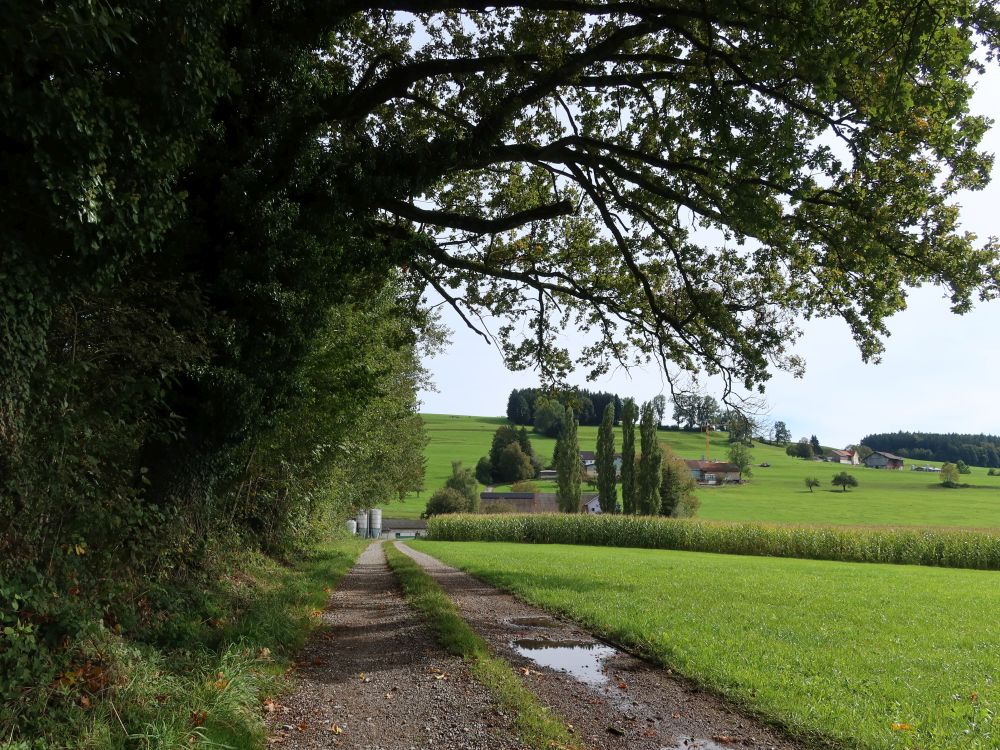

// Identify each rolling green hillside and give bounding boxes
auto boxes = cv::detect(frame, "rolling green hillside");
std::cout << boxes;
[380,414,1000,527]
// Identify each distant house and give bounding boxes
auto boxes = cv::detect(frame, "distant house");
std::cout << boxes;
[580,495,603,514]
[685,460,742,484]
[864,451,904,470]
[579,451,623,475]
[829,449,859,465]
[380,518,428,540]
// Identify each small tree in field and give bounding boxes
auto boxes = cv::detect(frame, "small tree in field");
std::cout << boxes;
[804,477,821,493]
[773,421,791,444]
[941,462,960,487]
[831,472,858,492]
[728,443,753,479]
[660,446,698,517]
[787,439,814,459]
[423,488,470,517]
[956,460,971,475]
[475,456,493,484]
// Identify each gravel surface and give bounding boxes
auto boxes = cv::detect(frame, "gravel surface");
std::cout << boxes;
[268,542,526,750]
[396,542,804,750]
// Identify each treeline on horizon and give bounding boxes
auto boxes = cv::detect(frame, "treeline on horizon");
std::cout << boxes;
[506,388,625,427]
[862,432,1000,467]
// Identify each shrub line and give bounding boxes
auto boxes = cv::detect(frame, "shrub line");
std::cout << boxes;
[427,514,1000,571]
[383,542,579,750]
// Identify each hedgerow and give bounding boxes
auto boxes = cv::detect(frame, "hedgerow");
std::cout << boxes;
[427,514,1000,571]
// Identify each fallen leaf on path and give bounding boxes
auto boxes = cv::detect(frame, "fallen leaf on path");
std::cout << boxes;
[263,698,276,713]
[519,667,542,676]
[296,721,308,731]
[711,735,737,744]
[617,681,628,690]
[329,723,343,734]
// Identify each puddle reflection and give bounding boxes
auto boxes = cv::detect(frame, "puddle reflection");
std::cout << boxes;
[511,638,617,686]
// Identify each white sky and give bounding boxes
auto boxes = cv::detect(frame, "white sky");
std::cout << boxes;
[419,61,1000,449]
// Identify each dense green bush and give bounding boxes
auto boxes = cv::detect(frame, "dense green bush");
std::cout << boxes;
[427,514,1000,571]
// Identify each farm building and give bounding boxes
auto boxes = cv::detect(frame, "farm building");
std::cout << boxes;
[480,491,602,514]
[829,449,859,465]
[578,451,623,475]
[581,495,603,514]
[379,518,428,540]
[685,460,742,484]
[864,451,905,470]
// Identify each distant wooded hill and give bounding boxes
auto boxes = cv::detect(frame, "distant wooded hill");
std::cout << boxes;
[506,388,624,426]
[861,432,1000,467]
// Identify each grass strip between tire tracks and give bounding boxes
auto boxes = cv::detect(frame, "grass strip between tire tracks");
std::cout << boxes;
[384,542,578,750]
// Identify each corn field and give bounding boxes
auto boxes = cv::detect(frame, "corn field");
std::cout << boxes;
[426,514,1000,571]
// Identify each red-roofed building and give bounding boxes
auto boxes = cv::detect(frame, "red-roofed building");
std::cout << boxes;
[829,449,859,465]
[864,451,905,470]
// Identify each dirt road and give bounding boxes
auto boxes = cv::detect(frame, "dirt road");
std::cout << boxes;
[268,542,525,750]
[396,542,801,750]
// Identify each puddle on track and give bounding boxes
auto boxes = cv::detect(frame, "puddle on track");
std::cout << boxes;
[663,739,735,750]
[511,638,617,686]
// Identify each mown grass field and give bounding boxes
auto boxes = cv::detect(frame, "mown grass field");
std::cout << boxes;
[384,414,1000,528]
[410,540,1000,750]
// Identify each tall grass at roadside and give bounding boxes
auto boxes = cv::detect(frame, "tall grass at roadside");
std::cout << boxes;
[4,536,366,750]
[384,543,578,750]
[428,513,1000,570]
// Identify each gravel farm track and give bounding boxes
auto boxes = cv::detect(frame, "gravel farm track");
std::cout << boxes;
[269,541,805,750]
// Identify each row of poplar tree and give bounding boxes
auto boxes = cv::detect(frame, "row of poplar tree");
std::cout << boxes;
[552,399,698,517]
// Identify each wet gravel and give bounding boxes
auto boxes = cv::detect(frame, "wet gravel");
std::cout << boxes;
[268,542,526,750]
[396,542,804,750]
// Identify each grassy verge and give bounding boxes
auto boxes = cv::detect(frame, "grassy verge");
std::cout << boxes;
[6,536,366,750]
[412,540,1000,750]
[383,542,577,750]
[427,513,1000,570]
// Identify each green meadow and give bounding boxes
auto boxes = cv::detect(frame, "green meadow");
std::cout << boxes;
[410,540,1000,750]
[384,414,1000,528]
